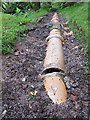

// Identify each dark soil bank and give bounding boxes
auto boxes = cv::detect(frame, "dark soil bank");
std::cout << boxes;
[2,12,89,119]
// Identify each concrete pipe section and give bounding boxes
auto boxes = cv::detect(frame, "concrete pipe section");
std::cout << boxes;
[40,13,67,104]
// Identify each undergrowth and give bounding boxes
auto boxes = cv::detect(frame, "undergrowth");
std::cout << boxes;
[2,9,48,54]
[58,2,89,75]
[58,2,88,56]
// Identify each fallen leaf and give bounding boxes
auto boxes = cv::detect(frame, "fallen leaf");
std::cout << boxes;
[72,46,79,49]
[64,31,68,36]
[29,92,33,95]
[71,89,80,96]
[64,31,74,36]
[29,91,37,96]
[81,48,84,52]
[15,51,19,56]
[34,91,37,95]
[69,31,74,36]
[69,95,78,101]
[31,85,34,88]
[82,100,89,106]
[64,27,69,30]
[63,21,69,25]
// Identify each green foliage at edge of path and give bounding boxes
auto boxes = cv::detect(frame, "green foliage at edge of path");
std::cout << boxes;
[58,2,89,75]
[1,9,48,54]
[58,2,88,56]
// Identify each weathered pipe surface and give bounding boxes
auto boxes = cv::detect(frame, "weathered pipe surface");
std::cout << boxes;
[41,13,67,104]
[43,29,65,72]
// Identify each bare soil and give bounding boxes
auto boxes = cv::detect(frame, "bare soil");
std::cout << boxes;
[2,12,89,119]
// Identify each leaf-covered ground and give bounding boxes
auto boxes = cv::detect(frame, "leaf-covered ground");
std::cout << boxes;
[2,12,89,119]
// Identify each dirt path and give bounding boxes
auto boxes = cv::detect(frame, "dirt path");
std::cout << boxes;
[2,12,88,119]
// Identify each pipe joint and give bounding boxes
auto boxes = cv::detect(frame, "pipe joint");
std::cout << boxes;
[46,34,64,42]
[40,13,67,104]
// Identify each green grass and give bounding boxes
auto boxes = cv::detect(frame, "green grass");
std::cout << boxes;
[0,12,2,54]
[1,9,48,54]
[58,2,88,56]
[83,61,90,75]
[58,2,89,74]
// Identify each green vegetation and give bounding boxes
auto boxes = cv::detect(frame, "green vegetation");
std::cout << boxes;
[46,117,53,120]
[2,9,48,53]
[1,2,88,56]
[0,12,2,54]
[83,61,90,75]
[58,2,88,56]
[58,2,89,74]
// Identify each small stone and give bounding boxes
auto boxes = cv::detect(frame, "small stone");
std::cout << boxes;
[4,104,7,107]
[70,110,77,118]
[71,40,74,43]
[71,68,75,73]
[64,76,70,82]
[72,82,79,87]
[15,51,19,56]
[26,49,29,52]
[64,76,70,89]
[29,104,32,109]
[66,82,70,89]
[34,116,36,118]
[19,51,24,55]
[22,59,26,62]
[22,77,26,81]
[2,110,7,115]
[82,107,88,115]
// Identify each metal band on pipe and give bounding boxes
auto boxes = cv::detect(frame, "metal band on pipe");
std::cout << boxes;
[46,34,64,42]
[40,13,67,104]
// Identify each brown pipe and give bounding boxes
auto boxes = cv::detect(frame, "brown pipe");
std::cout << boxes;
[43,29,65,72]
[40,13,67,104]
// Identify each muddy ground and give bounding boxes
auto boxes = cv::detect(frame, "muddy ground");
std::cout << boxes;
[2,12,89,119]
